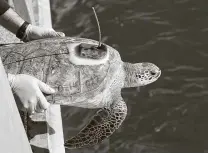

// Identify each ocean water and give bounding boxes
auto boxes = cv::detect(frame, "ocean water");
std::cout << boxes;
[50,0,208,152]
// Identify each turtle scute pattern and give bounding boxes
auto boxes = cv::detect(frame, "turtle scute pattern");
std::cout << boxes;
[1,39,69,79]
[64,99,127,149]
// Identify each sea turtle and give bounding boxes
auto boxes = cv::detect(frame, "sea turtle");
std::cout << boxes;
[0,37,161,149]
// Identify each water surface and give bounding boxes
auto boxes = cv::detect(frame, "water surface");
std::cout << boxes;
[51,0,208,152]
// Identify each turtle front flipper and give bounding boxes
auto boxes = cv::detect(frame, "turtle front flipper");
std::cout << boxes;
[64,97,127,149]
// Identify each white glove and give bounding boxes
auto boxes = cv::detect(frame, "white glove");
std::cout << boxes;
[8,73,55,114]
[23,24,65,42]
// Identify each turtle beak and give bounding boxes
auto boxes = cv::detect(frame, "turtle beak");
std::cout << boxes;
[156,69,161,78]
[149,63,161,79]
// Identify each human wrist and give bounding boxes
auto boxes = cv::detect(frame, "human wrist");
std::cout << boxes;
[16,21,30,41]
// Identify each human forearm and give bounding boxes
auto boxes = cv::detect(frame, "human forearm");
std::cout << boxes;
[0,0,65,41]
[0,8,24,34]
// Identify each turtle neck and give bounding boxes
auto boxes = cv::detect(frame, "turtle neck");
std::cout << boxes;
[123,62,138,88]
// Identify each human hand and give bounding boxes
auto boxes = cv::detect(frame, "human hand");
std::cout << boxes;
[8,74,55,114]
[23,24,65,42]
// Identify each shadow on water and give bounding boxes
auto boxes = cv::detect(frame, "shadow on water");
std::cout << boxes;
[51,0,208,152]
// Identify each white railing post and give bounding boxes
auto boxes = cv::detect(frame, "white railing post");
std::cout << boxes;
[31,1,65,152]
[0,58,33,153]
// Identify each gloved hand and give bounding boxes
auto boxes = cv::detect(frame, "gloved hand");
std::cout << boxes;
[8,73,56,114]
[23,24,65,42]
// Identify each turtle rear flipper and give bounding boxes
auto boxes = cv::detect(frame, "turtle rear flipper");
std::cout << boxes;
[64,97,127,149]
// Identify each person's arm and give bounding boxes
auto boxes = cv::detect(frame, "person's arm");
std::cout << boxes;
[0,0,25,35]
[0,1,65,42]
[0,8,24,34]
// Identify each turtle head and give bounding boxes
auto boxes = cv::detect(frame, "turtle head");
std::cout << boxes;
[123,62,161,88]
